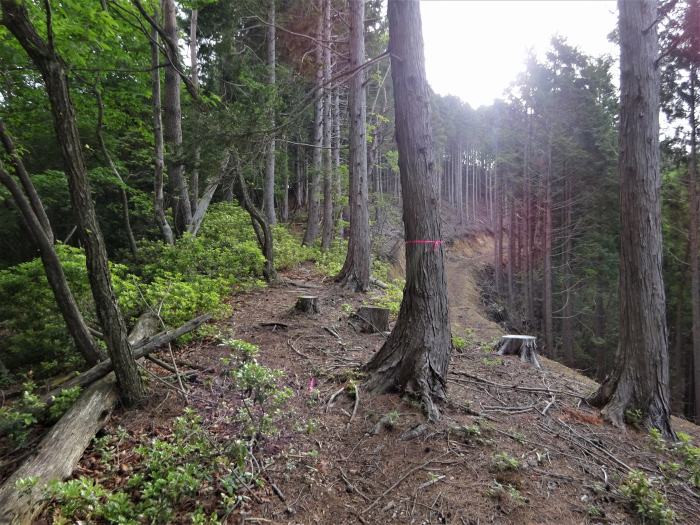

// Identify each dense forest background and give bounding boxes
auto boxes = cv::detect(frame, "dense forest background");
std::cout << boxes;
[0,0,699,422]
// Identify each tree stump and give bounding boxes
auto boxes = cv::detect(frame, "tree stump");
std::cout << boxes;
[295,296,319,314]
[495,335,540,368]
[353,306,390,333]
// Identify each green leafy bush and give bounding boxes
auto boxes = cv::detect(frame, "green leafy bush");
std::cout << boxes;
[47,409,252,524]
[492,451,520,471]
[0,382,84,446]
[0,382,46,446]
[619,470,675,524]
[228,359,293,438]
[0,245,139,374]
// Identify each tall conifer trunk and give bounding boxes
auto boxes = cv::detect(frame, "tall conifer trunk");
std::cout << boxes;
[589,0,672,435]
[337,0,370,291]
[263,0,277,225]
[364,0,451,421]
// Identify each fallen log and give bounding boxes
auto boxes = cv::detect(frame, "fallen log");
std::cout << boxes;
[0,375,118,525]
[43,313,211,401]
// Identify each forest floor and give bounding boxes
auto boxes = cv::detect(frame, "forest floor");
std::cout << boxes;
[33,228,700,524]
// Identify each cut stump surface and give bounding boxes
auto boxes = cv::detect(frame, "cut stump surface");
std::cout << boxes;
[495,335,540,368]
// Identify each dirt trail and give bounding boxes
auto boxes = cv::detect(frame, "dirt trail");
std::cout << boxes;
[47,238,700,525]
[445,235,502,342]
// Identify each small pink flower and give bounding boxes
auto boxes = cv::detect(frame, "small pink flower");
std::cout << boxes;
[307,377,317,391]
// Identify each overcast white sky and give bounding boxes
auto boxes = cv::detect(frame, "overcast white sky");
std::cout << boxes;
[420,1,619,109]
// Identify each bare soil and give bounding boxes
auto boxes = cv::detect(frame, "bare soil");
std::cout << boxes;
[29,235,700,524]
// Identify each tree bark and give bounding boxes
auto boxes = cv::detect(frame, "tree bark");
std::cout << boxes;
[150,14,174,245]
[43,313,211,399]
[561,175,575,363]
[333,89,343,237]
[233,153,276,282]
[0,160,103,367]
[543,131,553,356]
[302,2,324,246]
[0,121,53,244]
[688,67,700,423]
[321,0,334,250]
[364,0,451,422]
[2,0,145,406]
[507,189,515,313]
[263,0,277,225]
[337,0,370,291]
[282,136,289,222]
[162,0,192,235]
[494,157,503,294]
[189,8,200,217]
[589,0,673,436]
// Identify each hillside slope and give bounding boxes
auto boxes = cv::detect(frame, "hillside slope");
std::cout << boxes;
[45,231,700,525]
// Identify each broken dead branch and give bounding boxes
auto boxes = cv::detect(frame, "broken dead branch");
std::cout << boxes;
[43,313,211,401]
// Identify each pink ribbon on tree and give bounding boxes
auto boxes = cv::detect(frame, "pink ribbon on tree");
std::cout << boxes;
[405,239,443,251]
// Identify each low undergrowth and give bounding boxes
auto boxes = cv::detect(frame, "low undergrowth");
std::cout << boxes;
[35,339,293,524]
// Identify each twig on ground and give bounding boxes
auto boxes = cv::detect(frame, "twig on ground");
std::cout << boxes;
[326,385,346,413]
[287,338,312,360]
[363,453,449,514]
[349,384,359,423]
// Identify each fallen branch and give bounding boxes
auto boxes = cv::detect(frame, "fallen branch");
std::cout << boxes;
[287,338,312,360]
[0,375,118,525]
[362,453,448,514]
[448,370,586,399]
[43,314,211,401]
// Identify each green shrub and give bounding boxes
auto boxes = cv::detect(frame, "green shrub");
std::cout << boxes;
[229,360,293,438]
[0,382,46,445]
[0,245,139,374]
[492,452,520,471]
[47,386,82,422]
[619,470,675,524]
[452,335,469,351]
[47,409,252,524]
[674,432,700,488]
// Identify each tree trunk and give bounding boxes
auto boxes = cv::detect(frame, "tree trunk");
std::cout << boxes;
[524,111,534,327]
[233,153,277,282]
[0,121,53,244]
[162,0,192,235]
[507,189,515,313]
[543,131,553,356]
[282,136,289,222]
[2,0,145,406]
[333,89,343,237]
[187,150,230,236]
[189,8,200,218]
[364,0,451,422]
[43,313,211,398]
[561,175,574,363]
[589,0,673,436]
[337,0,370,292]
[295,295,319,314]
[150,15,174,245]
[263,0,277,225]
[0,159,103,367]
[494,158,503,295]
[302,3,324,246]
[688,67,700,423]
[321,0,334,250]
